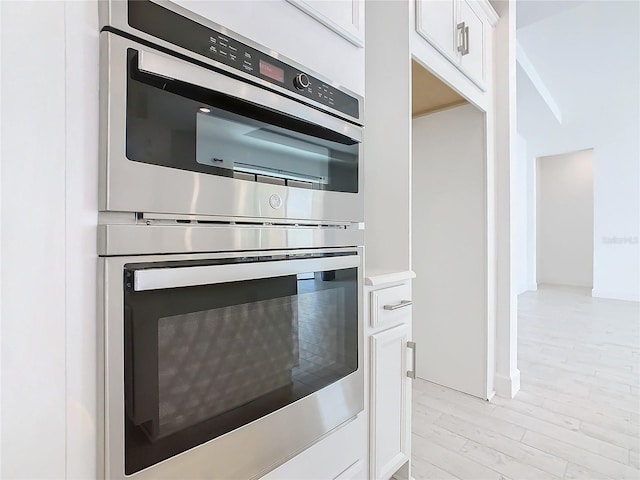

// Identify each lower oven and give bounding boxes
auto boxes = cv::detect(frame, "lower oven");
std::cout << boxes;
[99,236,363,479]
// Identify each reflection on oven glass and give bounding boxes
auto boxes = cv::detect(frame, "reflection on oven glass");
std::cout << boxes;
[125,48,360,194]
[157,296,299,438]
[155,286,349,439]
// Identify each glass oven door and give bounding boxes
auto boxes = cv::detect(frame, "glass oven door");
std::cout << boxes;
[120,251,360,475]
[126,50,359,193]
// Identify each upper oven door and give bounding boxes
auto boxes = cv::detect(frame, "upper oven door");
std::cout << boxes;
[100,32,364,223]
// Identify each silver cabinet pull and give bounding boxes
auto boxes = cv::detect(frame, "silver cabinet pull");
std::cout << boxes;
[457,22,466,54]
[407,341,417,379]
[457,22,469,56]
[383,300,412,311]
[463,24,470,56]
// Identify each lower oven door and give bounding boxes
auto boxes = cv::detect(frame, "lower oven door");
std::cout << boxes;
[100,248,363,479]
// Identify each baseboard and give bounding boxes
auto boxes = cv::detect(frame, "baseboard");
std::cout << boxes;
[493,369,521,399]
[527,282,538,291]
[592,289,640,302]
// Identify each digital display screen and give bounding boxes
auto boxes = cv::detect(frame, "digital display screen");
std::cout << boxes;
[259,59,284,83]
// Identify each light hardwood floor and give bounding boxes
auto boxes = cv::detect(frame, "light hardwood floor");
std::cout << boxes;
[411,285,640,480]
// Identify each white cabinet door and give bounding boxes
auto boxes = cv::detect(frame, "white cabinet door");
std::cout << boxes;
[287,0,364,47]
[414,0,491,91]
[261,415,365,480]
[415,0,456,61]
[457,0,486,88]
[370,283,412,329]
[370,323,411,480]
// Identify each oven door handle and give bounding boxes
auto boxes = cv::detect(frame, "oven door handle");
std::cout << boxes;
[132,254,360,291]
[136,49,363,143]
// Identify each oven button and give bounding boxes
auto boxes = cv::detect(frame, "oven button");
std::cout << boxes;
[269,193,283,209]
[293,73,310,90]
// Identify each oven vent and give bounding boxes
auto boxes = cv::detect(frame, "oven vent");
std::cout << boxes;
[139,213,352,230]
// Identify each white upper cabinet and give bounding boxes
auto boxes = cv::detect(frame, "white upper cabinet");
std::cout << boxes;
[287,0,364,47]
[457,0,487,88]
[415,0,456,62]
[416,0,497,91]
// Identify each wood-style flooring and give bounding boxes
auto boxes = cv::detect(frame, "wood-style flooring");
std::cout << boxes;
[411,286,640,479]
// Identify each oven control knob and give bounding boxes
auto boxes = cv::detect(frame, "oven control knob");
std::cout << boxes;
[293,73,310,90]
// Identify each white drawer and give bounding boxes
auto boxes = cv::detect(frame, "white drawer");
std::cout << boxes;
[370,283,412,328]
[261,414,366,480]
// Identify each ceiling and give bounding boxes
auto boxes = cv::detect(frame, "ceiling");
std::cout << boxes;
[516,1,639,154]
[516,1,586,28]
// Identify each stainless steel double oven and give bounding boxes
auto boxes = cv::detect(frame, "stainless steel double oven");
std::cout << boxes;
[98,1,364,478]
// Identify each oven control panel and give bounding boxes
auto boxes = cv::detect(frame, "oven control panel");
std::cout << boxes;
[203,32,356,118]
[126,0,360,121]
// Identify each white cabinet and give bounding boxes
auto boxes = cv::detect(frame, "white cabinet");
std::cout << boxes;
[370,283,412,329]
[370,324,412,480]
[366,273,415,480]
[415,0,455,62]
[261,414,366,480]
[415,0,496,90]
[286,0,364,47]
[457,0,486,88]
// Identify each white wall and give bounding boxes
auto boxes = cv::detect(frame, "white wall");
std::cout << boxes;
[513,134,528,293]
[364,0,411,276]
[536,149,594,288]
[1,2,68,477]
[591,117,640,301]
[525,137,536,292]
[513,133,536,294]
[65,2,100,478]
[491,0,519,399]
[412,103,487,399]
[0,2,3,475]
[517,1,640,301]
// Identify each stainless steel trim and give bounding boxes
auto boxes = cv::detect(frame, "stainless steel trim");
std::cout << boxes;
[100,33,364,223]
[383,300,413,311]
[407,341,417,379]
[100,0,364,125]
[97,223,364,256]
[100,246,364,479]
[133,254,360,291]
[135,47,362,141]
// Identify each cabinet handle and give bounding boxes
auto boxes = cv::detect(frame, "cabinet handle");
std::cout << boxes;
[464,24,470,56]
[383,300,412,311]
[457,22,470,56]
[457,22,465,54]
[407,341,417,379]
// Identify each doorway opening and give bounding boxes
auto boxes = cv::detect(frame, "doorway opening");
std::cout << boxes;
[536,149,594,291]
[411,60,490,400]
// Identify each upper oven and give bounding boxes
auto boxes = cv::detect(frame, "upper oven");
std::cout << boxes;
[99,0,364,224]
